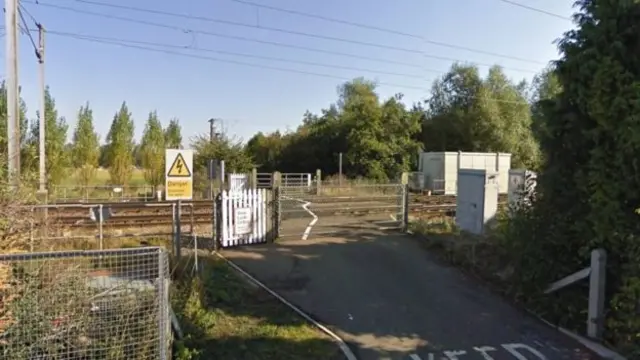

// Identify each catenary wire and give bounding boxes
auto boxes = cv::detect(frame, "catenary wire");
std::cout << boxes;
[35,0,546,66]
[17,4,40,59]
[38,28,540,105]
[45,30,432,79]
[495,0,571,21]
[49,31,431,91]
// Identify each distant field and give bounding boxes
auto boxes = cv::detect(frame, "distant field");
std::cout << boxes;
[62,167,148,186]
[51,167,151,201]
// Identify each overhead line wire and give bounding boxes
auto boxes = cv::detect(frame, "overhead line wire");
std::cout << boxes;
[36,0,546,65]
[495,0,571,20]
[31,28,539,105]
[48,31,430,91]
[46,30,430,79]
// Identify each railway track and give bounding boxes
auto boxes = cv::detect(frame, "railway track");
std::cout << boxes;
[38,194,507,229]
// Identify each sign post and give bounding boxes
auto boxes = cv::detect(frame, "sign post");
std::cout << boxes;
[165,149,194,201]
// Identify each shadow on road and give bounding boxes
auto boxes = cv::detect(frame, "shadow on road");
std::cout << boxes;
[217,225,602,360]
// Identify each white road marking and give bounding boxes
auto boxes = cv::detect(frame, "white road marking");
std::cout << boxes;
[444,350,467,359]
[473,346,498,359]
[283,196,318,240]
[502,343,548,360]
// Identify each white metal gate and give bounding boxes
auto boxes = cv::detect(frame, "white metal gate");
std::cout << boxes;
[219,188,268,247]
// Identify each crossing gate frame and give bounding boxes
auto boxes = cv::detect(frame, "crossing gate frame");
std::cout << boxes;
[228,173,249,192]
[217,188,270,247]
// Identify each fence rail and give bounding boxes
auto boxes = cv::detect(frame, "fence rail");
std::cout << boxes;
[544,248,607,340]
[0,246,171,360]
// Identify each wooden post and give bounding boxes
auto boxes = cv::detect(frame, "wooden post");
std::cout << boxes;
[251,168,258,189]
[588,248,607,339]
[401,172,409,231]
[315,169,322,195]
[272,172,282,240]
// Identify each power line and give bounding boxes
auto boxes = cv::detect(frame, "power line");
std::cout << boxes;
[24,1,541,74]
[49,31,430,91]
[39,0,546,65]
[495,0,571,21]
[23,1,421,69]
[17,4,40,60]
[46,30,430,79]
[39,29,538,105]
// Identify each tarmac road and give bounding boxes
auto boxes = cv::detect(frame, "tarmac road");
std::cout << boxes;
[222,228,603,360]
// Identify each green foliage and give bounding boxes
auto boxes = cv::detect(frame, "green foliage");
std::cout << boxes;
[105,102,135,185]
[26,87,70,186]
[139,111,166,187]
[192,134,252,192]
[423,64,540,169]
[246,78,422,179]
[71,103,100,187]
[503,0,640,355]
[164,118,183,149]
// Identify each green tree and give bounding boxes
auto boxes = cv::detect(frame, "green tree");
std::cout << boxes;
[164,118,182,149]
[423,64,539,168]
[105,102,135,185]
[530,66,562,145]
[507,1,640,355]
[139,111,166,188]
[71,103,100,187]
[28,87,69,186]
[192,134,252,192]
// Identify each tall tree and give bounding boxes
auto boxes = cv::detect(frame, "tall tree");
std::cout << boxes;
[71,103,100,187]
[164,118,182,149]
[508,0,640,353]
[139,111,166,188]
[423,64,539,168]
[105,102,135,185]
[28,87,69,186]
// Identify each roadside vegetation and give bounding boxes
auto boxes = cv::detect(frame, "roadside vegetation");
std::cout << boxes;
[171,255,344,360]
[0,0,637,356]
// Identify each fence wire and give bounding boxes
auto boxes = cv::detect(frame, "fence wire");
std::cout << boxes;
[0,247,170,360]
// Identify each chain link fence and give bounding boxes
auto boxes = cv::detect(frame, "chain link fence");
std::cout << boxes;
[0,247,171,360]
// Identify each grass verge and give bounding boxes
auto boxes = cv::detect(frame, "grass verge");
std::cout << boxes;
[171,255,345,360]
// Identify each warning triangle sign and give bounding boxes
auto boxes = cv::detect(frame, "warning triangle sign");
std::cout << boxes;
[167,153,191,177]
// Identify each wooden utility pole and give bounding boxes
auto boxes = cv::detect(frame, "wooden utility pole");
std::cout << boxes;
[5,0,20,182]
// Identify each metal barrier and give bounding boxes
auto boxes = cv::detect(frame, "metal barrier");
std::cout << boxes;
[544,248,607,340]
[50,185,156,203]
[28,202,199,252]
[0,247,171,360]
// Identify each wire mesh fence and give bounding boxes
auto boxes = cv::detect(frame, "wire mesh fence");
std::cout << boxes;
[0,247,170,360]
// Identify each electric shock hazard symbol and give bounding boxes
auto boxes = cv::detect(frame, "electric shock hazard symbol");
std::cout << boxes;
[167,153,191,177]
[165,149,193,200]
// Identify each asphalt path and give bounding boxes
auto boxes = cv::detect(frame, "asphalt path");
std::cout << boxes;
[222,226,602,360]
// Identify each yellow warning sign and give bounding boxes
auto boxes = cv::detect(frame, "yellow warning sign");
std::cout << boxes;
[167,153,191,177]
[166,180,192,199]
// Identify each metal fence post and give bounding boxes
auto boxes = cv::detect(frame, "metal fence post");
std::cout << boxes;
[588,248,607,339]
[175,200,182,259]
[98,204,104,250]
[214,193,222,251]
[157,248,169,360]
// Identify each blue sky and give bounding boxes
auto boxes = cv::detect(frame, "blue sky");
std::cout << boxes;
[5,0,575,145]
